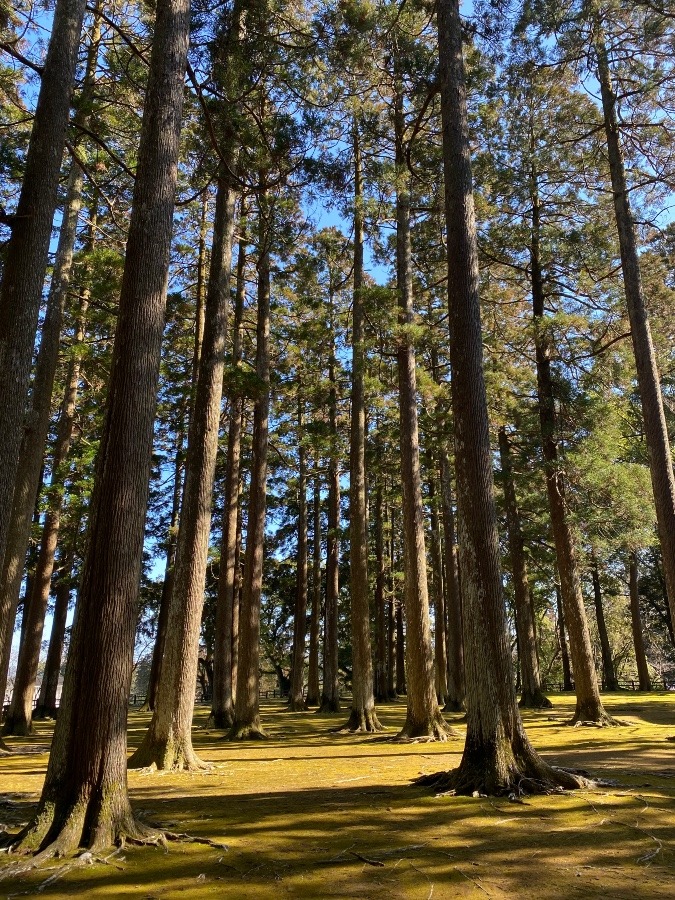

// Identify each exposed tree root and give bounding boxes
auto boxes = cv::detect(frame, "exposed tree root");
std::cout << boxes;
[127,735,210,772]
[519,690,553,710]
[335,708,384,734]
[224,722,269,741]
[393,709,459,742]
[569,708,621,727]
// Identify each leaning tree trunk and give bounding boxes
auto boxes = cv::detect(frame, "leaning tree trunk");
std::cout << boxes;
[320,304,341,713]
[439,450,465,711]
[424,0,586,794]
[497,427,551,709]
[130,169,237,770]
[228,196,271,740]
[8,0,191,857]
[394,86,449,741]
[0,0,88,573]
[594,31,675,625]
[288,399,309,711]
[4,291,88,737]
[629,552,651,691]
[33,550,73,720]
[529,160,612,726]
[591,556,619,691]
[211,224,246,728]
[344,122,380,732]
[306,473,321,706]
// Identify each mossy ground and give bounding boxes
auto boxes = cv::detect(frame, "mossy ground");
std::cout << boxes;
[1,693,675,897]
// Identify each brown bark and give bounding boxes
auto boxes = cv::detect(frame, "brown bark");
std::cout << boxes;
[0,0,88,573]
[497,428,551,709]
[591,557,619,691]
[556,585,573,691]
[33,551,73,720]
[427,468,448,706]
[629,552,651,691]
[130,169,237,770]
[594,29,675,625]
[228,194,271,740]
[288,399,309,712]
[425,0,585,794]
[529,157,612,725]
[9,0,191,854]
[343,122,380,733]
[4,290,88,736]
[306,474,321,706]
[211,225,246,728]
[439,451,465,712]
[374,477,389,702]
[387,516,397,700]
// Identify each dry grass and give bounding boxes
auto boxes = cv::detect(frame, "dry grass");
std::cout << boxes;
[1,693,675,897]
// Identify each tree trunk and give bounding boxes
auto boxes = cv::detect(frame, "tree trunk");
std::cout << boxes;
[288,399,309,712]
[439,451,465,712]
[130,168,237,769]
[529,156,612,725]
[387,515,397,700]
[629,552,651,691]
[556,585,573,691]
[374,477,389,702]
[211,223,246,728]
[591,557,619,691]
[343,122,380,733]
[306,473,321,706]
[33,551,73,720]
[427,467,448,706]
[497,427,551,709]
[426,0,585,794]
[9,0,191,855]
[320,302,341,714]
[4,289,88,737]
[0,0,88,573]
[594,31,675,625]
[228,193,271,740]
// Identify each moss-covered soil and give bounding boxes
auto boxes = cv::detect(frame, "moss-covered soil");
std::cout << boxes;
[1,693,675,898]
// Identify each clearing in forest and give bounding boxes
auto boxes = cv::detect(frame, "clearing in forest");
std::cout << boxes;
[1,693,675,898]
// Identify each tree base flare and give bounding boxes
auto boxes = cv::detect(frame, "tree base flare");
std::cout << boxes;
[32,707,58,722]
[2,713,34,737]
[336,707,384,733]
[569,702,620,727]
[443,698,466,714]
[394,709,459,742]
[127,733,210,772]
[519,690,553,710]
[318,696,341,713]
[286,697,308,712]
[224,721,269,741]
[208,709,234,730]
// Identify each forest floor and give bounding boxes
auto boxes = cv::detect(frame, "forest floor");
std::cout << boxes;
[1,693,675,898]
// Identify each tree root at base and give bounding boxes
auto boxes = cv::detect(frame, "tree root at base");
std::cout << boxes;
[393,712,460,742]
[415,761,592,797]
[224,723,269,741]
[519,691,553,710]
[333,708,384,734]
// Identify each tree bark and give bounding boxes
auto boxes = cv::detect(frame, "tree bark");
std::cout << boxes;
[33,551,73,720]
[556,585,573,691]
[427,467,448,706]
[497,427,551,709]
[288,399,309,711]
[129,168,237,769]
[374,476,389,702]
[0,0,88,573]
[629,552,651,691]
[343,122,380,733]
[9,0,191,855]
[211,223,246,728]
[306,472,321,706]
[594,29,675,625]
[228,193,271,740]
[439,450,465,711]
[591,556,619,691]
[427,0,585,794]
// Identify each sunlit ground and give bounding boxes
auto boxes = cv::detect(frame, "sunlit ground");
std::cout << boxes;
[1,693,674,897]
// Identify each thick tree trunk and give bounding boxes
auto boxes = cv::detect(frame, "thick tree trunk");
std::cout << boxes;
[387,521,397,700]
[306,473,322,706]
[529,161,612,725]
[374,478,389,702]
[394,92,449,741]
[556,585,573,691]
[497,428,551,709]
[594,32,675,624]
[8,0,191,855]
[426,0,585,794]
[343,123,380,733]
[288,400,309,711]
[130,170,237,769]
[211,226,246,728]
[427,468,448,706]
[228,197,271,740]
[0,0,88,572]
[591,557,619,691]
[4,291,88,737]
[629,552,651,691]
[33,552,73,720]
[439,450,465,711]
